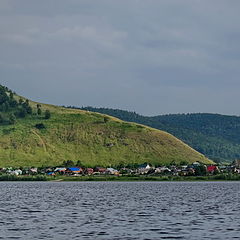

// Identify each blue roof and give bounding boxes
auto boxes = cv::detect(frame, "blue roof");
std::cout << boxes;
[68,167,80,171]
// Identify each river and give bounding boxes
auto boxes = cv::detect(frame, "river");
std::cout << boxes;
[0,181,239,239]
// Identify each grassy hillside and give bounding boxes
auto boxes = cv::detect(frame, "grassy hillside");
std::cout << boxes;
[80,107,240,163]
[0,91,212,167]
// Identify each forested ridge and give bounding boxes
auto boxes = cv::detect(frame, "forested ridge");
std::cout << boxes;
[79,106,240,163]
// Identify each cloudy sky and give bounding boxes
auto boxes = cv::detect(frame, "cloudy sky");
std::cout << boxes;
[1,0,240,116]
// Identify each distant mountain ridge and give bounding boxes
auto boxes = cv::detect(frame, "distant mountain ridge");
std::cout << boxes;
[79,107,240,163]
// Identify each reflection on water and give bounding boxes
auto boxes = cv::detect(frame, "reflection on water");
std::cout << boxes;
[0,182,239,239]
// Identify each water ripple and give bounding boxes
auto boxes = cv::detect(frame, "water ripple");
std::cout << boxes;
[0,181,239,239]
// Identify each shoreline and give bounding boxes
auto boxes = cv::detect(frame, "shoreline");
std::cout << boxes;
[0,174,240,182]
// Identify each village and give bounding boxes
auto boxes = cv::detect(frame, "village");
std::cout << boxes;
[1,159,240,178]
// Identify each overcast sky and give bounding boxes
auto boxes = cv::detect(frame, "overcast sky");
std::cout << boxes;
[1,0,240,116]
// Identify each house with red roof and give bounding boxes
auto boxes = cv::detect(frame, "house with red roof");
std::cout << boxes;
[207,165,218,174]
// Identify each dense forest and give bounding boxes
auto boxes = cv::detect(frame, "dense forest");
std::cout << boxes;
[77,106,240,163]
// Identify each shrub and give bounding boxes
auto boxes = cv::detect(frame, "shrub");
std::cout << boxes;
[44,110,51,119]
[103,116,109,123]
[35,123,46,130]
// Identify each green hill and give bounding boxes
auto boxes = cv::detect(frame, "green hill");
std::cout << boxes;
[80,107,240,163]
[0,85,212,167]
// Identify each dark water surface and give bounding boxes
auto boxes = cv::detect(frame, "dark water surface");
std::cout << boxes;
[0,182,239,240]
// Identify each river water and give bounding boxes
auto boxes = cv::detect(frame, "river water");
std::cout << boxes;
[0,181,239,239]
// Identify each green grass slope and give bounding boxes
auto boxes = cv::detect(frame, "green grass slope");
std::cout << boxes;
[80,107,240,163]
[0,97,213,167]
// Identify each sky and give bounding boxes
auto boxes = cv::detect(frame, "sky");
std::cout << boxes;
[1,0,240,116]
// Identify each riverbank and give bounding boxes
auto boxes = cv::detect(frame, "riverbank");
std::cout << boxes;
[0,174,240,181]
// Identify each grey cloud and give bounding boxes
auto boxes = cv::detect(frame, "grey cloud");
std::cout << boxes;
[0,0,240,115]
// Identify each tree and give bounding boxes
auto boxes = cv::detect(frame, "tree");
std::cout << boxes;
[37,107,42,115]
[0,113,4,123]
[18,108,27,118]
[9,99,17,108]
[103,116,109,123]
[180,161,188,166]
[76,160,83,167]
[8,113,16,125]
[63,160,74,167]
[44,110,51,119]
[25,106,33,114]
[0,87,8,104]
[37,104,42,115]
[19,98,24,105]
[9,91,14,99]
[1,102,10,112]
[22,100,32,114]
[195,165,207,176]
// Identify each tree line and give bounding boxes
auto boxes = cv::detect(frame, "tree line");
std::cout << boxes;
[0,85,51,125]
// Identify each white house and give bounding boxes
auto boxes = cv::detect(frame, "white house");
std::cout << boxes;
[106,168,119,175]
[11,169,22,175]
[155,167,171,174]
[138,163,152,174]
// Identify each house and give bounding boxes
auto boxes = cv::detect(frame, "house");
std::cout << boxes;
[207,165,219,174]
[10,169,22,176]
[138,163,152,174]
[188,162,205,170]
[185,167,195,175]
[45,168,54,173]
[232,167,240,174]
[106,168,119,175]
[119,167,133,174]
[84,168,94,175]
[138,163,151,169]
[29,168,38,174]
[233,159,240,168]
[218,165,228,173]
[155,167,171,174]
[47,172,55,176]
[192,162,200,166]
[66,167,82,175]
[180,165,188,170]
[54,167,66,174]
[94,167,107,174]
